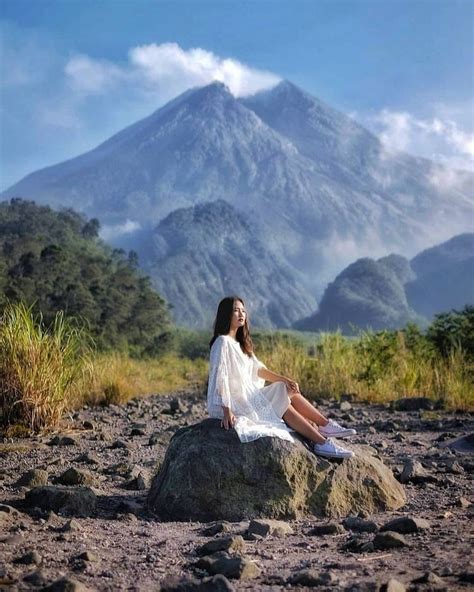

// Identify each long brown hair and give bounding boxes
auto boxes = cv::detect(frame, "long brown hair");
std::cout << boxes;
[209,296,253,357]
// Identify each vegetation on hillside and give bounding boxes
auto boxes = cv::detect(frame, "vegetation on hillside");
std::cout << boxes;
[0,198,170,353]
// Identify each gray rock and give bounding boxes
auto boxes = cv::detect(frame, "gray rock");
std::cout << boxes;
[373,531,408,549]
[308,522,345,535]
[380,516,430,534]
[411,571,445,586]
[23,570,48,586]
[24,486,97,517]
[201,522,232,536]
[48,435,77,446]
[208,556,260,580]
[15,469,49,488]
[288,569,336,586]
[42,576,94,591]
[343,516,378,532]
[399,459,438,484]
[440,432,474,453]
[391,397,436,411]
[55,468,95,486]
[196,535,245,556]
[147,419,406,521]
[57,519,81,532]
[444,459,464,474]
[380,579,406,592]
[160,574,235,591]
[340,401,352,411]
[74,453,100,465]
[76,551,99,562]
[248,519,294,537]
[110,439,131,449]
[13,550,42,565]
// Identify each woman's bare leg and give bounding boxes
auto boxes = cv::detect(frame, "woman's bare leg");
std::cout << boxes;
[289,393,329,426]
[283,404,326,444]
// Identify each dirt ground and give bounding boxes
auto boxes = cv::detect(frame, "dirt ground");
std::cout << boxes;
[1,391,473,591]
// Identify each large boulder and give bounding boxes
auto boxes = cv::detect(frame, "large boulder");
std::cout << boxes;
[147,419,406,521]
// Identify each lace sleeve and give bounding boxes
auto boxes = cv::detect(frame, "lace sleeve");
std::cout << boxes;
[207,337,232,413]
[251,353,267,384]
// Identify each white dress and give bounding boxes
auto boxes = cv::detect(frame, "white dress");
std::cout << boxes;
[207,335,295,443]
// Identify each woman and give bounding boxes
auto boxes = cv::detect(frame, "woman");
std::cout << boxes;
[207,296,356,459]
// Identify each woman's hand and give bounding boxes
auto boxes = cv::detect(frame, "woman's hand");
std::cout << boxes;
[286,379,300,395]
[221,408,236,430]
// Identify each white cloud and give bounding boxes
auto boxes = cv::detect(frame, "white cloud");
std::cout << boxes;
[358,107,474,172]
[127,42,280,97]
[100,219,142,241]
[65,54,124,94]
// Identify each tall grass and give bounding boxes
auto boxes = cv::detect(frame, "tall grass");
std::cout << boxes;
[259,331,473,410]
[0,302,93,432]
[84,352,208,406]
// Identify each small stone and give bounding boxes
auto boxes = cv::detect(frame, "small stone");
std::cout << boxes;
[23,570,47,586]
[75,453,100,465]
[48,435,77,446]
[308,522,345,535]
[445,459,464,474]
[148,433,160,446]
[58,519,81,532]
[340,401,352,411]
[399,459,437,484]
[13,550,42,565]
[201,522,232,536]
[457,496,471,508]
[15,469,49,488]
[373,531,408,549]
[380,579,406,592]
[110,439,130,449]
[82,420,94,429]
[24,486,97,517]
[288,569,336,586]
[248,519,294,537]
[76,550,99,562]
[343,516,378,533]
[411,572,444,586]
[380,516,430,534]
[209,557,260,580]
[42,576,94,591]
[55,467,95,486]
[197,535,245,556]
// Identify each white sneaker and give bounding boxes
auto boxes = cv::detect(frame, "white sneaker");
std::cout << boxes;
[313,437,354,459]
[318,418,357,438]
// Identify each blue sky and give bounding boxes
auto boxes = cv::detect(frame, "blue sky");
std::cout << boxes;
[1,0,473,189]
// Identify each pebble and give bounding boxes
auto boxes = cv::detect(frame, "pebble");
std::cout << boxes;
[373,531,409,549]
[247,519,294,537]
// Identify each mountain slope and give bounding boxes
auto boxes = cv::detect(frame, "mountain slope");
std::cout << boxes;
[145,200,316,328]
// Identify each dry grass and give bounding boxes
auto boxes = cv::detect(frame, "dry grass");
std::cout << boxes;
[83,352,208,406]
[0,302,93,433]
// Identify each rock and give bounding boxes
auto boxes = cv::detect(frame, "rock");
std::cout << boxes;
[148,433,161,446]
[74,453,100,465]
[147,419,406,521]
[82,420,94,429]
[391,397,436,411]
[110,439,131,450]
[23,570,48,586]
[125,472,150,491]
[439,432,474,453]
[340,401,352,411]
[288,569,336,586]
[248,519,294,537]
[196,535,245,556]
[308,522,345,535]
[160,574,234,591]
[24,486,97,517]
[0,504,22,522]
[380,579,406,592]
[208,556,260,580]
[343,516,378,532]
[58,519,81,532]
[411,572,445,586]
[42,576,94,591]
[444,459,464,474]
[380,516,430,534]
[15,469,49,488]
[399,459,438,484]
[373,531,408,549]
[201,522,232,536]
[48,435,78,446]
[342,534,375,553]
[457,496,471,508]
[76,551,99,562]
[54,468,95,486]
[13,550,42,565]
[458,572,474,584]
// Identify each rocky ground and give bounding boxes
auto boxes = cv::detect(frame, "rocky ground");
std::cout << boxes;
[0,392,473,592]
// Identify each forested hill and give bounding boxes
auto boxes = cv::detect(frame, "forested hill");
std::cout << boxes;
[0,198,170,352]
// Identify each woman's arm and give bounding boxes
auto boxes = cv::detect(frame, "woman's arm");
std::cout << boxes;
[257,367,300,395]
